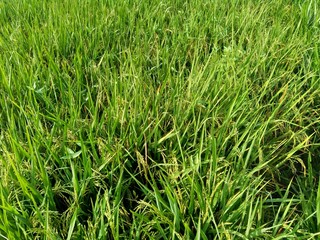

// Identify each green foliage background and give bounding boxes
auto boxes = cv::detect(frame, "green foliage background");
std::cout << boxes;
[0,0,320,239]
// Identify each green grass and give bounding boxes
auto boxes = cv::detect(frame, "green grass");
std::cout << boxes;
[0,0,320,239]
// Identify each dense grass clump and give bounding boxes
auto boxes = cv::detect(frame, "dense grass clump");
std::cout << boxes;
[0,0,320,239]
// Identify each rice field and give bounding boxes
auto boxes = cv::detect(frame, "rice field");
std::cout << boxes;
[0,0,320,239]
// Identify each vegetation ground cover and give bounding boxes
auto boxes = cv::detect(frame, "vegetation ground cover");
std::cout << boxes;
[0,0,320,239]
